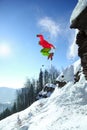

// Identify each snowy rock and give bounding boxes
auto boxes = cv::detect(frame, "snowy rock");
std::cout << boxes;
[70,0,87,22]
[37,83,57,99]
[70,0,87,31]
[70,0,87,79]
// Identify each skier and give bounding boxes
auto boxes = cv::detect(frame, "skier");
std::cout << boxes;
[37,34,55,60]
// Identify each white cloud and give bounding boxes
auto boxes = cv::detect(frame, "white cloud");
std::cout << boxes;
[38,17,60,38]
[67,30,78,59]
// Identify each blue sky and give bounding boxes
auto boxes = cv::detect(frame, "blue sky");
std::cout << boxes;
[0,0,78,88]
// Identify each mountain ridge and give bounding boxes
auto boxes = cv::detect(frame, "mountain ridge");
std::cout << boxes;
[0,87,17,103]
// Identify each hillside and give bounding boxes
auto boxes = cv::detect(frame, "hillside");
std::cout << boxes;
[0,59,87,130]
[0,103,12,113]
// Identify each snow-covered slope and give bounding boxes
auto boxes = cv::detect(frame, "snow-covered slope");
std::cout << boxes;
[0,59,87,130]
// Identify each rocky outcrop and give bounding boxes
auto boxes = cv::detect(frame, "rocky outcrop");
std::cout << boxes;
[56,81,66,88]
[70,7,87,32]
[70,6,87,79]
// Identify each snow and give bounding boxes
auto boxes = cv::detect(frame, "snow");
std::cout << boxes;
[56,65,74,82]
[70,0,87,24]
[0,59,87,130]
[44,83,57,88]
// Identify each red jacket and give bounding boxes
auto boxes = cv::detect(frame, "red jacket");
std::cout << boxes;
[37,34,55,49]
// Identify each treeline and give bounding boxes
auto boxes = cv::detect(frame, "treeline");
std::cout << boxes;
[0,66,59,120]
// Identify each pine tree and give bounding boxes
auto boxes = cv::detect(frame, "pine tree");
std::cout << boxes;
[38,68,43,92]
[12,102,17,113]
[44,69,49,84]
[49,65,60,84]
